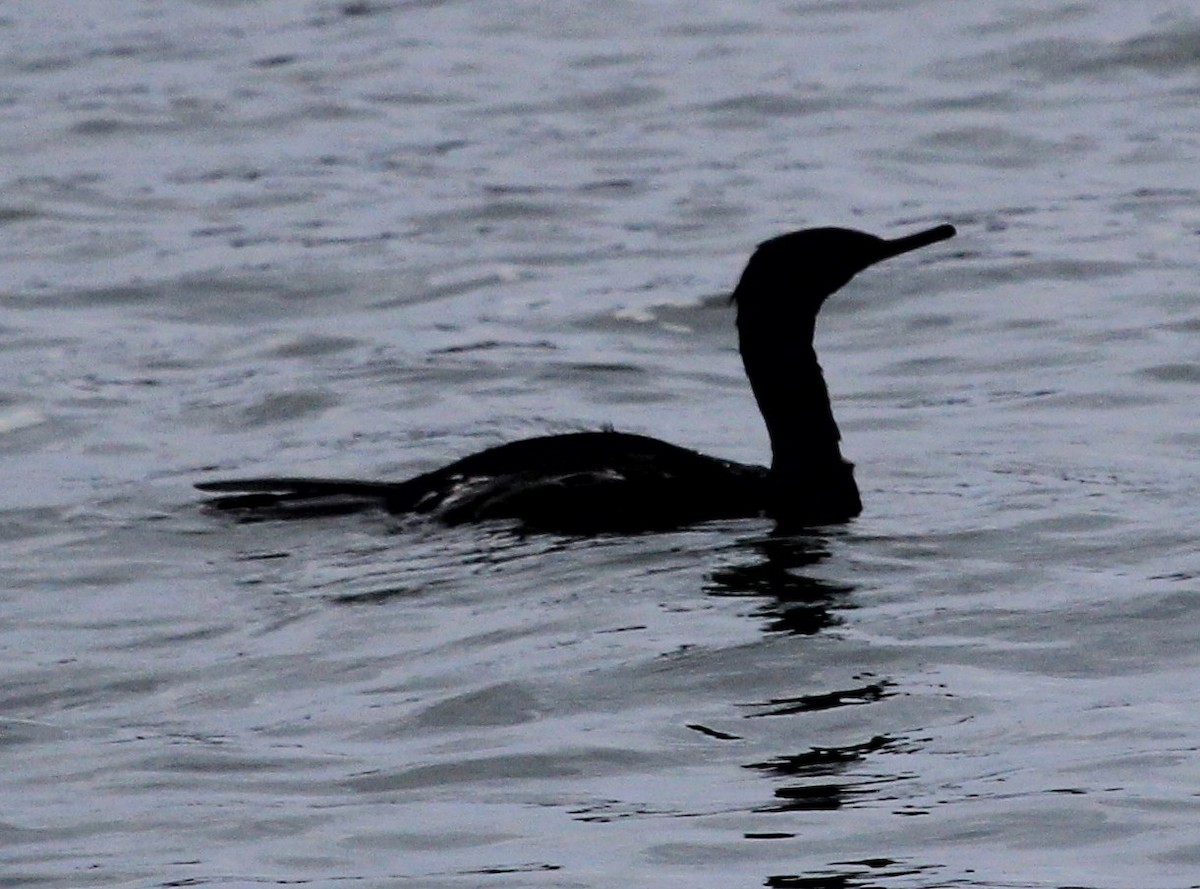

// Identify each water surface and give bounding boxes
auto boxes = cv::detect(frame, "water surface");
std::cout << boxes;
[2,2,1199,887]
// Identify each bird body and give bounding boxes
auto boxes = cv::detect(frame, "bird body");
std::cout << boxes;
[200,431,767,532]
[198,223,956,532]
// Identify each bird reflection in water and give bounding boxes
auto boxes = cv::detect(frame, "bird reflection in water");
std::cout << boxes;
[706,529,852,635]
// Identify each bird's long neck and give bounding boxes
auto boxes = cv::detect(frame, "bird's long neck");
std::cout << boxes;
[737,308,861,521]
[738,314,845,474]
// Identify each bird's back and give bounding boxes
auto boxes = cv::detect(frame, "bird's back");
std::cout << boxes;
[198,430,769,532]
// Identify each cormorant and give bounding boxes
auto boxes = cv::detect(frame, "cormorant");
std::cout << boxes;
[197,223,956,532]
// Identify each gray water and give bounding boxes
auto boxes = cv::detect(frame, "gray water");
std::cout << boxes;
[2,1,1199,887]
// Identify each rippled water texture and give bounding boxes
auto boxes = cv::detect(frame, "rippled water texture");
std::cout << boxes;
[2,1,1199,887]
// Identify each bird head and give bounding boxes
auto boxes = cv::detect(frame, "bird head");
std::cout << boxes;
[732,224,956,321]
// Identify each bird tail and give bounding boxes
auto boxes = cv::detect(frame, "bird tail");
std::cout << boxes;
[196,476,426,519]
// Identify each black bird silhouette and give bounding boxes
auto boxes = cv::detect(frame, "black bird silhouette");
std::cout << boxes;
[197,223,956,532]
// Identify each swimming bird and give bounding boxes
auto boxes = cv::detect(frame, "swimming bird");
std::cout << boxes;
[197,223,956,532]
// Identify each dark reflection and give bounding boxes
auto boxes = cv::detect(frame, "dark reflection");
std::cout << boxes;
[328,585,420,606]
[747,736,906,814]
[768,859,936,887]
[744,679,897,718]
[765,857,936,888]
[757,772,913,814]
[685,723,742,741]
[707,529,854,634]
[767,875,860,889]
[762,782,854,812]
[745,735,894,776]
[705,525,920,888]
